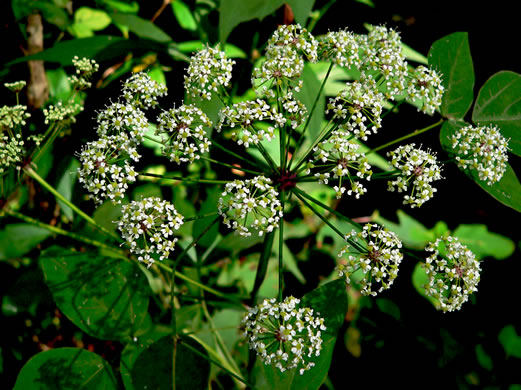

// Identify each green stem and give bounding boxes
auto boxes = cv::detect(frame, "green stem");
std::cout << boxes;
[255,139,279,174]
[184,211,220,222]
[199,155,264,175]
[381,99,405,119]
[211,139,263,168]
[288,62,334,169]
[24,167,122,243]
[367,119,444,155]
[249,231,275,306]
[278,191,286,302]
[144,134,162,144]
[5,209,124,255]
[139,172,229,184]
[292,187,361,230]
[291,117,336,172]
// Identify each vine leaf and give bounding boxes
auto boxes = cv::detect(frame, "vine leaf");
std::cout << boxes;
[40,246,150,341]
[428,32,474,120]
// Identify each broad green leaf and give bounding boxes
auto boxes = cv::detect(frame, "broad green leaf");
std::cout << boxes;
[56,158,80,221]
[101,0,139,13]
[296,63,325,140]
[12,0,70,29]
[111,13,172,43]
[14,348,118,390]
[286,0,315,26]
[219,0,284,42]
[376,298,400,320]
[472,71,521,156]
[473,164,521,213]
[40,247,150,341]
[373,210,440,249]
[411,262,438,308]
[192,187,221,248]
[93,200,122,236]
[428,32,474,120]
[0,224,51,261]
[46,68,71,101]
[475,344,493,371]
[176,41,247,59]
[454,224,515,260]
[6,36,126,66]
[498,325,521,358]
[262,279,347,389]
[73,6,111,33]
[402,42,428,65]
[172,0,197,31]
[130,335,210,390]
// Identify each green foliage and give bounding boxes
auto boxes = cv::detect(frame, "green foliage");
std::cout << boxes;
[69,7,112,38]
[40,247,150,341]
[0,224,52,261]
[498,325,521,358]
[14,348,118,390]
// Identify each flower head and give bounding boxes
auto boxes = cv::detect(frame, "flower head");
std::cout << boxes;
[452,124,509,185]
[266,24,318,63]
[121,72,168,109]
[308,131,372,199]
[43,101,84,125]
[406,66,444,114]
[184,45,235,100]
[317,29,360,68]
[4,81,26,93]
[0,133,25,173]
[69,56,99,90]
[243,296,326,375]
[424,236,481,312]
[96,102,149,145]
[77,134,140,204]
[118,197,184,268]
[387,144,443,208]
[218,176,283,237]
[156,104,212,164]
[0,105,31,130]
[337,224,403,296]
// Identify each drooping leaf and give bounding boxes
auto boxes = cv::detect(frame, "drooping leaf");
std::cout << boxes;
[0,224,52,261]
[498,325,521,358]
[110,13,172,43]
[56,158,80,221]
[296,63,325,140]
[14,348,118,390]
[428,32,474,120]
[472,71,521,156]
[475,344,493,371]
[129,335,210,390]
[453,224,515,260]
[262,279,347,390]
[40,247,150,341]
[172,0,197,31]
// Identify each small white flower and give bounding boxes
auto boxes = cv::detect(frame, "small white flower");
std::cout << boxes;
[317,29,360,68]
[121,72,167,109]
[406,66,444,114]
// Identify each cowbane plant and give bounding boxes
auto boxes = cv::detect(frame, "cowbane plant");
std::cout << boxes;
[4,18,516,387]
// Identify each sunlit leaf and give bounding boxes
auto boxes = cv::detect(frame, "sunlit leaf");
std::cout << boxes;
[454,224,515,260]
[110,13,172,43]
[172,0,197,31]
[14,348,118,390]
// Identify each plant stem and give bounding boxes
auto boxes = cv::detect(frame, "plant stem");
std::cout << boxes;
[144,134,162,144]
[278,191,286,302]
[255,136,279,174]
[292,187,361,229]
[249,231,275,306]
[367,119,444,155]
[184,211,220,222]
[139,172,229,184]
[381,99,405,119]
[199,155,264,175]
[211,139,263,168]
[288,62,334,169]
[24,166,121,243]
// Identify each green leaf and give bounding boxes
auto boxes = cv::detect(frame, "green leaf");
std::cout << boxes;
[498,325,521,358]
[110,13,172,43]
[373,210,441,249]
[475,344,493,371]
[192,187,221,248]
[176,41,247,59]
[411,262,438,308]
[402,42,428,65]
[376,298,400,320]
[473,164,521,213]
[46,68,71,101]
[296,63,325,140]
[14,348,118,390]
[172,0,197,31]
[472,71,521,156]
[286,0,316,26]
[73,6,112,34]
[93,200,122,236]
[56,158,80,221]
[453,224,515,260]
[129,335,210,390]
[219,0,285,42]
[101,0,139,13]
[40,247,150,341]
[262,279,347,389]
[12,0,70,29]
[0,224,52,261]
[428,32,474,120]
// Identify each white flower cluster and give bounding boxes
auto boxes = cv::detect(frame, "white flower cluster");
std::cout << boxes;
[242,296,326,375]
[452,124,509,185]
[156,104,212,164]
[96,102,149,144]
[69,56,99,90]
[326,74,384,140]
[0,105,31,129]
[317,29,361,68]
[387,144,443,208]
[424,236,481,312]
[358,25,408,100]
[253,24,317,95]
[308,131,372,199]
[218,176,283,237]
[118,197,184,268]
[337,224,403,296]
[406,66,444,114]
[184,45,235,100]
[43,101,84,124]
[122,72,168,109]
[0,134,25,173]
[4,80,26,93]
[77,134,139,204]
[217,99,277,147]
